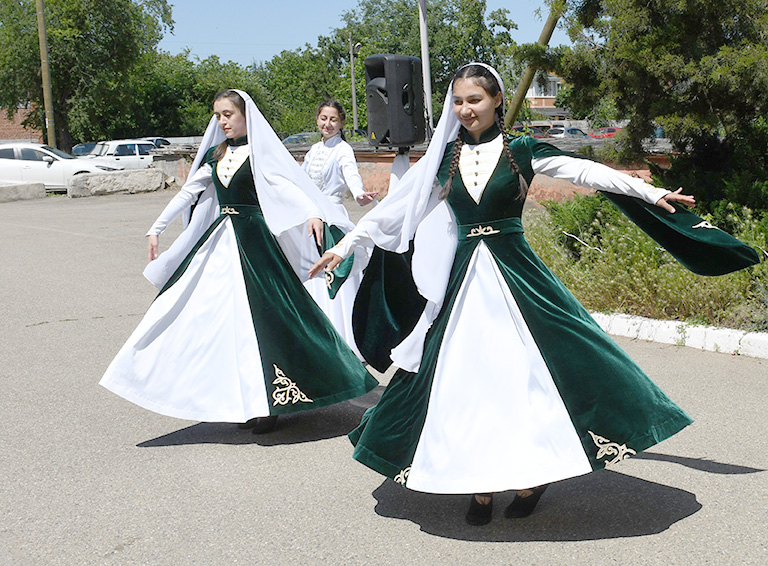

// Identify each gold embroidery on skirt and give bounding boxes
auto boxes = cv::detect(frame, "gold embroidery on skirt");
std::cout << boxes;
[692,220,720,230]
[588,430,636,465]
[394,467,411,486]
[271,364,313,405]
[324,271,335,289]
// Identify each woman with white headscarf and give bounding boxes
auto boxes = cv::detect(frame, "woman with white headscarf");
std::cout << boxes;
[311,64,758,525]
[101,90,377,434]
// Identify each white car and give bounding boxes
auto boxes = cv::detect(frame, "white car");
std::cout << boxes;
[0,142,122,191]
[548,127,590,139]
[84,139,157,169]
[144,137,171,148]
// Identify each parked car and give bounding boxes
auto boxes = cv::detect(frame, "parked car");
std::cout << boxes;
[0,142,122,191]
[511,125,551,138]
[71,142,97,156]
[144,137,171,148]
[282,132,320,145]
[548,127,590,138]
[589,127,622,139]
[84,139,157,169]
[547,127,565,138]
[342,128,367,140]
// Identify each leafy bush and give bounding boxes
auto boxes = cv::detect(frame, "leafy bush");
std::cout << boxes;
[650,119,768,224]
[524,195,768,332]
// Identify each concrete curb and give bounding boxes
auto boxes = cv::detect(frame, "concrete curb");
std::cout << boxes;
[67,168,166,198]
[592,312,768,360]
[0,182,45,202]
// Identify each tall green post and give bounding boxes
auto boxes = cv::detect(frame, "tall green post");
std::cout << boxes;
[505,10,562,128]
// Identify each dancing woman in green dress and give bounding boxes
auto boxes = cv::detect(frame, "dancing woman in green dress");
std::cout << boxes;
[101,90,377,433]
[311,64,758,525]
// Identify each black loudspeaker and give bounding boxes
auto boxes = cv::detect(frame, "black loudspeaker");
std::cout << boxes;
[365,54,426,147]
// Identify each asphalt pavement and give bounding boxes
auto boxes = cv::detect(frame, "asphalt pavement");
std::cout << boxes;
[1,191,766,565]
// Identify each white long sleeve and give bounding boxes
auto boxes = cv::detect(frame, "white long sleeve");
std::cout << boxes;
[531,155,670,205]
[146,164,213,236]
[337,143,366,199]
[327,177,443,260]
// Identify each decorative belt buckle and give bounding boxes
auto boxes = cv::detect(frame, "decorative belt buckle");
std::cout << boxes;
[221,206,240,215]
[467,224,500,237]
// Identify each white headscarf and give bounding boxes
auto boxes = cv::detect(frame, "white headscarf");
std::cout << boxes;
[350,63,506,304]
[145,89,357,287]
[346,63,507,370]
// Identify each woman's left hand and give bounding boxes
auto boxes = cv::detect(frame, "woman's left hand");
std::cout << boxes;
[308,217,324,246]
[655,187,696,213]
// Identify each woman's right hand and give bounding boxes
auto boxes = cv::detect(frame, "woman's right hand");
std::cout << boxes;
[355,191,379,206]
[147,235,159,263]
[309,251,343,278]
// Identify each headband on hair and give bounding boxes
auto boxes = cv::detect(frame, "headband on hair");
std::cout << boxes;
[456,62,506,99]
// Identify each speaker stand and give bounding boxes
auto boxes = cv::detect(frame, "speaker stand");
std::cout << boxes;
[388,147,411,196]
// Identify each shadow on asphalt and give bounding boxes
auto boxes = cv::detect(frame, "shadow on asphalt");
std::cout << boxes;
[371,469,702,541]
[635,452,765,474]
[136,386,384,447]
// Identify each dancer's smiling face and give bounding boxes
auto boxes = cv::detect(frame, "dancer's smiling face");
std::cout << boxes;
[317,105,344,141]
[214,98,247,140]
[452,77,503,142]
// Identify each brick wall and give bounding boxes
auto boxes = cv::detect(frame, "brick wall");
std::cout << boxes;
[0,108,43,143]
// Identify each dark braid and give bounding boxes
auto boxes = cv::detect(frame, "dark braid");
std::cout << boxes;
[497,113,529,201]
[439,64,529,201]
[439,131,465,199]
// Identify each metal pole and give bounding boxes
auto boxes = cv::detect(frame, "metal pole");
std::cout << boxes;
[349,33,361,132]
[35,0,56,147]
[417,0,434,134]
[504,10,561,129]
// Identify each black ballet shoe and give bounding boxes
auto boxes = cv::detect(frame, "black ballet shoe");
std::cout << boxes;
[237,418,261,430]
[250,415,279,434]
[465,494,493,526]
[504,484,548,519]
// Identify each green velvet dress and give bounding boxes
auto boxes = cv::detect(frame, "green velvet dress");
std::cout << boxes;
[349,129,697,494]
[100,144,377,423]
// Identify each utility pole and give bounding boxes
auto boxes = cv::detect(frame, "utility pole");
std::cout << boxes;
[417,0,434,135]
[349,33,362,132]
[36,0,56,147]
[504,9,562,129]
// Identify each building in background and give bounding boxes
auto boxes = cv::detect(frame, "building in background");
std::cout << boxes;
[525,73,570,124]
[0,106,43,144]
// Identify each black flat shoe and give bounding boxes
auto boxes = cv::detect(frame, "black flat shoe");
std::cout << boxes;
[465,494,493,526]
[250,415,278,434]
[504,484,548,519]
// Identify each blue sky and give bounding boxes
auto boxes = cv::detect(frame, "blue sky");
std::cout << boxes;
[157,1,571,66]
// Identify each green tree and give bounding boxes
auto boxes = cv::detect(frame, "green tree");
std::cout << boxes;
[0,0,173,150]
[548,0,768,214]
[262,0,518,136]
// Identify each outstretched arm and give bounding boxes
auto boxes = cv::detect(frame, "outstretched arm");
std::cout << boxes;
[338,144,378,205]
[655,187,696,212]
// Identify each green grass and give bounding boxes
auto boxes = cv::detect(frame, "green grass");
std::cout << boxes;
[523,194,768,332]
